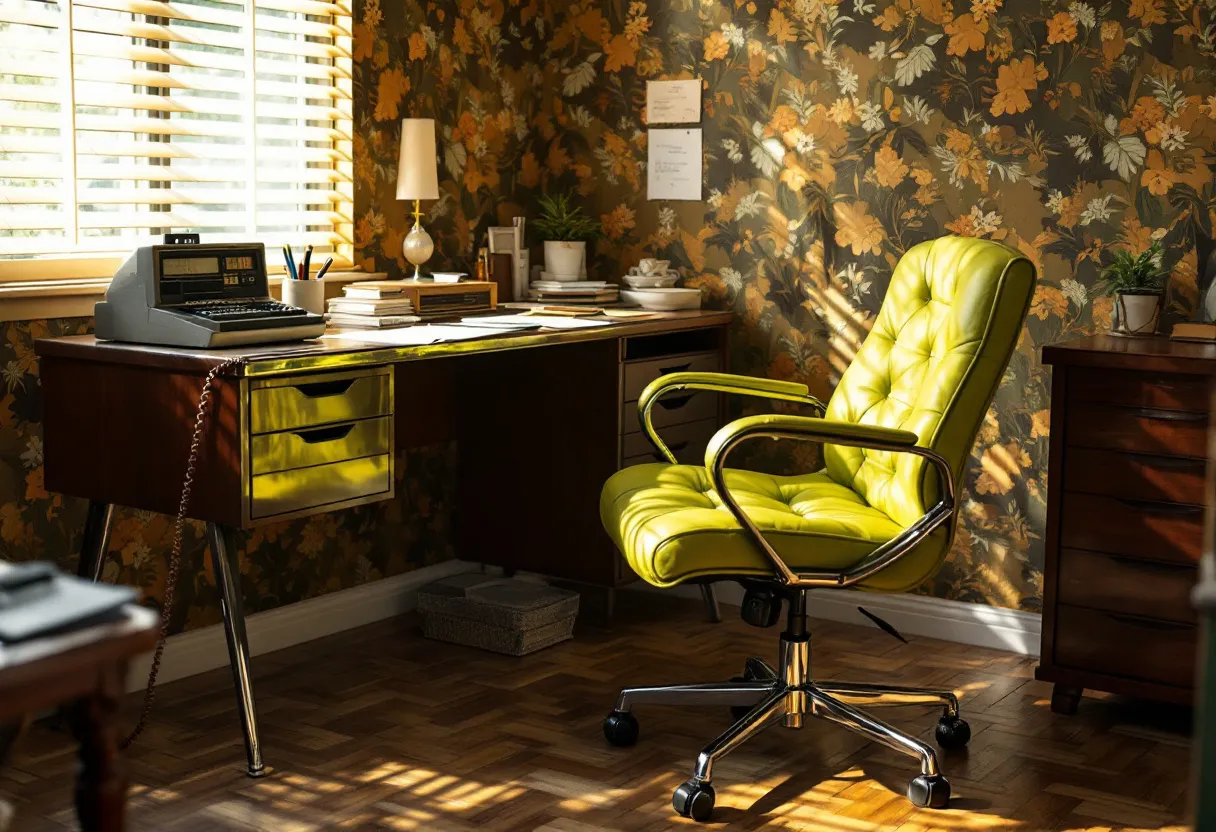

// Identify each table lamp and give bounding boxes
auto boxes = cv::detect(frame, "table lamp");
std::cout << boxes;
[397,118,440,279]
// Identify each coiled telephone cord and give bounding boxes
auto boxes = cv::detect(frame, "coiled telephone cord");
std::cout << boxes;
[121,355,246,749]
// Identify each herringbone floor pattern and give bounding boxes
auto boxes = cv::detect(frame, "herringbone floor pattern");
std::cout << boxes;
[1,593,1193,831]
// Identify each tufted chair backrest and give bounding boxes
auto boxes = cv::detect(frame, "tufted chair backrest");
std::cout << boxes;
[822,236,1035,528]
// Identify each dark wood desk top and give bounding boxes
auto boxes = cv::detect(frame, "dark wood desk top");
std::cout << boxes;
[1042,333,1216,374]
[35,310,734,377]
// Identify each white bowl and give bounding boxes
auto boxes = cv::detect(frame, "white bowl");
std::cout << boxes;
[624,274,678,289]
[621,288,702,311]
[540,270,584,282]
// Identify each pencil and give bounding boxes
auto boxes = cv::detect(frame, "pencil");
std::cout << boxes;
[302,245,313,280]
[283,245,297,280]
[315,256,334,280]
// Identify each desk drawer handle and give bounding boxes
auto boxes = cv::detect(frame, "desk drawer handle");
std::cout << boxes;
[1107,555,1195,573]
[1105,612,1193,632]
[293,424,355,444]
[1114,497,1203,515]
[1128,407,1206,422]
[659,393,695,411]
[293,378,357,398]
[652,439,690,460]
[1125,452,1206,470]
[659,362,692,376]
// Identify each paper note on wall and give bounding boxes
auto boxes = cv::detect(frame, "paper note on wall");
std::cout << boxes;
[646,79,701,124]
[648,128,702,202]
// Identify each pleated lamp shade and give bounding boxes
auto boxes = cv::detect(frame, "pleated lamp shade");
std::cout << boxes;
[396,118,440,201]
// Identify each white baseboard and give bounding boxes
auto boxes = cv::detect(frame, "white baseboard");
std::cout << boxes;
[625,582,1041,657]
[125,559,478,693]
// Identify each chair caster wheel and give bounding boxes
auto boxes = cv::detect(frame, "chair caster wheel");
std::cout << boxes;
[907,773,950,808]
[602,710,638,747]
[673,779,715,821]
[935,715,971,750]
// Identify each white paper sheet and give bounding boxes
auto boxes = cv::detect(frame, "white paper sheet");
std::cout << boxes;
[648,128,702,201]
[646,79,701,124]
[319,324,508,345]
[475,314,613,330]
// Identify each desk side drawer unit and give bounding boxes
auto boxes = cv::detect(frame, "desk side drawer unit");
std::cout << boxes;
[245,367,395,522]
[619,348,722,469]
[1040,366,1207,708]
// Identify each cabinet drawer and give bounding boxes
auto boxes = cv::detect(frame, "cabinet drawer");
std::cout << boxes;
[1057,548,1196,623]
[250,417,391,475]
[1065,401,1207,458]
[1063,447,1206,505]
[622,352,721,402]
[621,418,718,466]
[250,367,392,434]
[1055,605,1196,689]
[249,454,391,519]
[1067,370,1210,412]
[1059,492,1202,566]
[621,389,718,435]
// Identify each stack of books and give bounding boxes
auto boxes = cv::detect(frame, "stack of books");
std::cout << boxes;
[326,281,421,328]
[528,280,619,305]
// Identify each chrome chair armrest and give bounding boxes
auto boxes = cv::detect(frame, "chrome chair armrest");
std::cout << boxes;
[637,372,826,464]
[704,414,956,588]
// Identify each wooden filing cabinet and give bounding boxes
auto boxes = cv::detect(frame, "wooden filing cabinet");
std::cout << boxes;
[1039,336,1213,713]
[618,343,723,468]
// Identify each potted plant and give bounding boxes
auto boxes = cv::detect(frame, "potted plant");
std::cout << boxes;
[534,193,600,280]
[1098,241,1165,336]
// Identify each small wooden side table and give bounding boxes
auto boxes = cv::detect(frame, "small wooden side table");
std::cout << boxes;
[0,601,158,832]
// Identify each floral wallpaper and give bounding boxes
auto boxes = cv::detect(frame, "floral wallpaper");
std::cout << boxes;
[353,0,1216,612]
[3,0,1214,626]
[0,318,457,632]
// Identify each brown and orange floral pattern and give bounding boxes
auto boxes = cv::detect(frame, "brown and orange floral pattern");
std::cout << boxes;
[353,0,1215,612]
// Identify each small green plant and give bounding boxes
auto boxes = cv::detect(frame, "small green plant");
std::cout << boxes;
[1097,241,1165,296]
[533,193,601,242]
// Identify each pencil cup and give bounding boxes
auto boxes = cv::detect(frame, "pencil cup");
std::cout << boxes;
[282,278,325,315]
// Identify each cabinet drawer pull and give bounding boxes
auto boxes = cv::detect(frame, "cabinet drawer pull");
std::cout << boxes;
[652,439,690,461]
[1114,497,1203,515]
[659,362,692,375]
[659,393,695,411]
[1107,555,1195,573]
[293,424,355,444]
[1124,451,1206,470]
[1106,612,1193,631]
[293,378,357,398]
[1128,407,1206,422]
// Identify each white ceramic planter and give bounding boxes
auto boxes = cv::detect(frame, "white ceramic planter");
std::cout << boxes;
[543,240,586,279]
[1114,291,1161,336]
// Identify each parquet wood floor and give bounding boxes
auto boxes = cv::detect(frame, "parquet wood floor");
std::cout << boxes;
[0,593,1193,831]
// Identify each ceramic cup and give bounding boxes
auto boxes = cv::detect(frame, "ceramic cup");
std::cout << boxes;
[282,277,325,315]
[637,258,670,275]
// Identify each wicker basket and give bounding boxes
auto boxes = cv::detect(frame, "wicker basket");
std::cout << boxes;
[416,574,579,656]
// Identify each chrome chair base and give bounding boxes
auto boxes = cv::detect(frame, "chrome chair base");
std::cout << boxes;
[603,617,968,822]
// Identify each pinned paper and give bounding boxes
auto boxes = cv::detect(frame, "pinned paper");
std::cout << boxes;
[646,79,701,124]
[648,128,702,202]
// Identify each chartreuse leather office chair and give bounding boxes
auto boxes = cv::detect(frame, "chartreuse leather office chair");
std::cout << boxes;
[599,236,1035,821]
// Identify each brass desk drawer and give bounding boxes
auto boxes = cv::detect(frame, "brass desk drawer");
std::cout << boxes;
[621,418,718,466]
[622,351,721,402]
[250,417,391,475]
[621,389,718,435]
[250,367,392,434]
[249,454,391,519]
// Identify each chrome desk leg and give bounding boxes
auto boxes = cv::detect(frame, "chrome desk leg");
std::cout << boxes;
[699,584,722,623]
[691,688,787,783]
[206,523,266,778]
[814,682,959,717]
[615,681,772,711]
[808,687,941,777]
[76,501,114,582]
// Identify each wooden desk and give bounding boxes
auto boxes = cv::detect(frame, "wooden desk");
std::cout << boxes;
[34,310,733,776]
[0,600,157,832]
[1039,334,1216,713]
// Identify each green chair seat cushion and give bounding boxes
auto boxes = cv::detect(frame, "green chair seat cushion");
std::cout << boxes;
[600,463,947,592]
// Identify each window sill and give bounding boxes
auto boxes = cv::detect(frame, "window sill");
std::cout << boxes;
[0,273,374,323]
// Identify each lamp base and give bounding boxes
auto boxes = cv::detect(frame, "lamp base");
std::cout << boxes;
[403,214,434,280]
